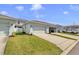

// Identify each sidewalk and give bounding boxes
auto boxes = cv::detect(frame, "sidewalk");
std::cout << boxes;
[68,42,79,55]
[33,33,76,51]
[0,36,8,55]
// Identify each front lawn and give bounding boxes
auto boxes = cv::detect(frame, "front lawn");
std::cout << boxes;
[4,34,62,55]
[61,32,79,36]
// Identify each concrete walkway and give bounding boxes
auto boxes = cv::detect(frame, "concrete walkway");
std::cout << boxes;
[68,42,79,55]
[0,36,8,55]
[33,33,76,51]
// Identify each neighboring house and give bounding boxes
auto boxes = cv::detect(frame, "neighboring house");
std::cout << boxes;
[0,14,63,36]
[62,25,79,33]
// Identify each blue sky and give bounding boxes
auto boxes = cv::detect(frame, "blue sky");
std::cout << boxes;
[0,4,79,25]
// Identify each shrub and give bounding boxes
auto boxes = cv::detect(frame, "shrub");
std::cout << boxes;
[62,31,66,33]
[15,32,26,35]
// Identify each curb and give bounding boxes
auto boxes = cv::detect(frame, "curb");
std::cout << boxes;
[60,40,79,55]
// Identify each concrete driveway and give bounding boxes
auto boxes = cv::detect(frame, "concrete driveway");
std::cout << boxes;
[0,36,8,55]
[33,33,76,51]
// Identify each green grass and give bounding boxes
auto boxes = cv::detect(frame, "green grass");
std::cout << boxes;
[4,34,62,55]
[63,33,79,36]
[61,32,79,36]
[52,34,77,40]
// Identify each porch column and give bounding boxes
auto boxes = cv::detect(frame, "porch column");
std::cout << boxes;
[55,28,58,32]
[9,24,15,36]
[29,25,33,34]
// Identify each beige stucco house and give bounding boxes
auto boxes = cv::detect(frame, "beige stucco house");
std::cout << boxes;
[0,14,62,37]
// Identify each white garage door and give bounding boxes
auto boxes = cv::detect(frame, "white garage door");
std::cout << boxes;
[0,23,9,36]
[32,25,46,34]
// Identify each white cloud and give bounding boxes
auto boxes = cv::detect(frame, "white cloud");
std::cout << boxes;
[63,11,69,14]
[70,5,79,11]
[30,4,44,19]
[30,4,44,11]
[16,6,24,11]
[0,11,8,15]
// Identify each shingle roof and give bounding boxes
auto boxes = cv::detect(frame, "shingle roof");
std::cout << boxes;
[0,14,28,23]
[29,20,62,28]
[0,14,16,20]
[0,14,62,28]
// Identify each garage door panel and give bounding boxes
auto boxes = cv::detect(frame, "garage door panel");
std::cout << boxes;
[0,23,9,36]
[32,25,46,34]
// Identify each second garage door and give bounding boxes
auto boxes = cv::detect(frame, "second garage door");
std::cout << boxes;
[32,25,46,34]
